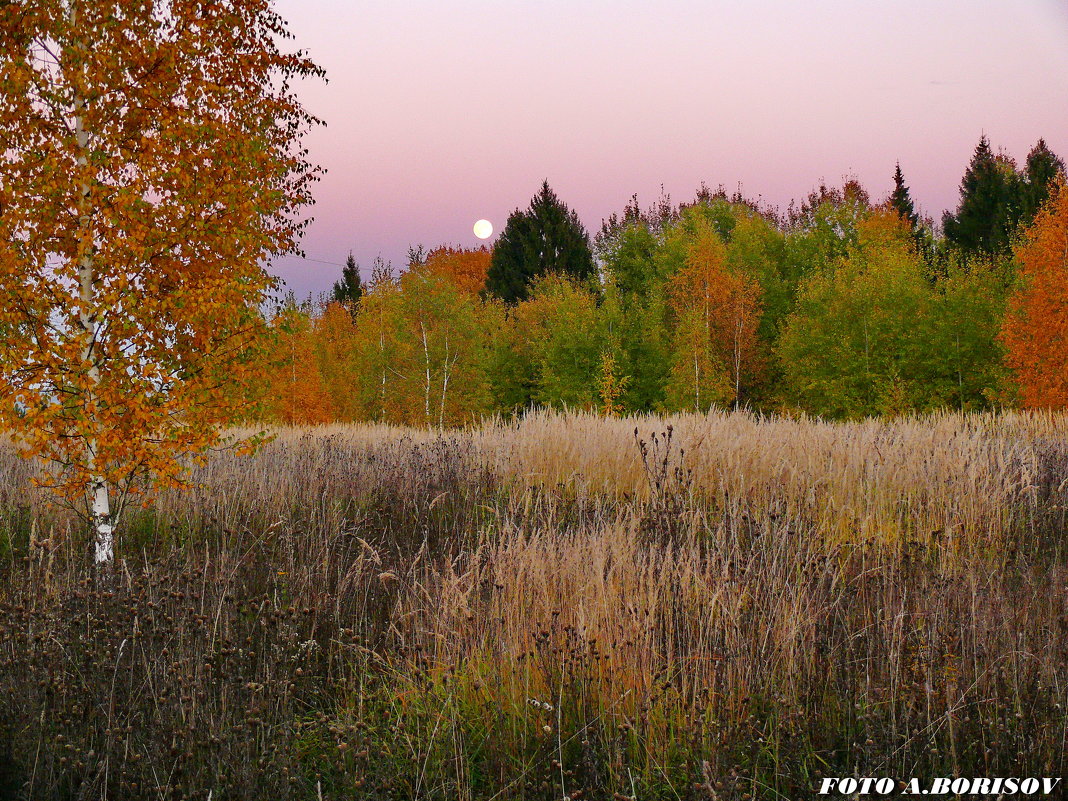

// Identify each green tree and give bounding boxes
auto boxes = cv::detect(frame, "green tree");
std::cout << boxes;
[889,162,919,231]
[602,222,661,299]
[887,163,935,265]
[783,179,872,282]
[398,269,490,427]
[350,260,407,422]
[485,181,595,302]
[332,252,364,308]
[778,211,939,418]
[516,275,606,409]
[942,135,1023,258]
[663,219,763,410]
[615,289,670,413]
[723,212,788,403]
[1019,139,1066,224]
[349,263,491,426]
[482,299,533,415]
[927,262,1010,410]
[599,196,790,410]
[663,308,733,413]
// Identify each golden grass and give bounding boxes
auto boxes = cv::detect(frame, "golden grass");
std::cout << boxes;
[2,409,1067,798]
[204,408,1068,552]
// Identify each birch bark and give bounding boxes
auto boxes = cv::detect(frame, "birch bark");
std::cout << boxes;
[68,0,113,563]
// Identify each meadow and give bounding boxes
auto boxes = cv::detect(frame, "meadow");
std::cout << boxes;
[2,410,1068,800]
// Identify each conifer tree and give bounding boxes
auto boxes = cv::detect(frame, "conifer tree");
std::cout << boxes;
[332,252,364,307]
[888,162,933,261]
[485,181,595,303]
[942,135,1022,257]
[890,163,919,231]
[1019,139,1066,224]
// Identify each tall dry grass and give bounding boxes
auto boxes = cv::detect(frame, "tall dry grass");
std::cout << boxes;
[491,410,1068,548]
[1,410,1067,799]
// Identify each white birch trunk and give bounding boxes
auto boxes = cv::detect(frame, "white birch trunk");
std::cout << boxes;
[733,311,742,411]
[378,309,387,418]
[693,348,700,412]
[69,0,114,564]
[439,336,451,429]
[420,321,431,424]
[92,479,114,563]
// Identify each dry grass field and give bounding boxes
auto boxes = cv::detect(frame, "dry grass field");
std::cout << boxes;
[2,410,1068,800]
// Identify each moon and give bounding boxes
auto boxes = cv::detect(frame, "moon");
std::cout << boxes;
[473,219,493,240]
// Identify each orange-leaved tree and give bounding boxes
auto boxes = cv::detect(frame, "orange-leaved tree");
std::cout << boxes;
[314,300,360,422]
[262,303,334,425]
[423,246,492,296]
[0,1,322,563]
[666,220,763,409]
[1002,180,1068,408]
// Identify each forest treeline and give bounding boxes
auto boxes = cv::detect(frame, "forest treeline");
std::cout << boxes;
[258,136,1068,425]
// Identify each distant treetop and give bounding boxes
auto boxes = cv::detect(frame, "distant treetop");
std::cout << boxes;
[484,180,595,303]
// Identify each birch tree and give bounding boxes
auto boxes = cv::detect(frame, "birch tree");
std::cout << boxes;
[397,268,488,427]
[0,0,322,562]
[264,301,334,424]
[1002,180,1068,408]
[516,275,606,411]
[776,211,938,418]
[350,260,407,422]
[665,219,762,409]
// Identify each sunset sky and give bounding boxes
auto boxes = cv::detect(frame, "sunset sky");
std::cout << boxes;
[270,0,1068,298]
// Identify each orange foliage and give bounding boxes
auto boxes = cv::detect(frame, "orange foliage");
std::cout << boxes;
[314,301,360,422]
[1002,181,1068,408]
[265,309,334,425]
[668,222,764,405]
[0,1,321,513]
[423,246,492,295]
[859,206,918,252]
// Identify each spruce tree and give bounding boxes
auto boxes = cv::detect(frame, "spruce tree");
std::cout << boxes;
[332,252,364,306]
[1019,139,1066,223]
[942,135,1022,257]
[889,162,933,261]
[485,180,595,303]
[889,162,919,231]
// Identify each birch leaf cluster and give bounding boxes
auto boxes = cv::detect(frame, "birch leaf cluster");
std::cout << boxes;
[0,0,322,558]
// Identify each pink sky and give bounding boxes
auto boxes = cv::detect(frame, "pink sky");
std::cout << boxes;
[269,0,1068,298]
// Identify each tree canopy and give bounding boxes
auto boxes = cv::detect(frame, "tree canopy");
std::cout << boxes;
[943,135,1065,259]
[484,180,595,303]
[0,0,322,561]
[332,252,364,308]
[1002,180,1068,408]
